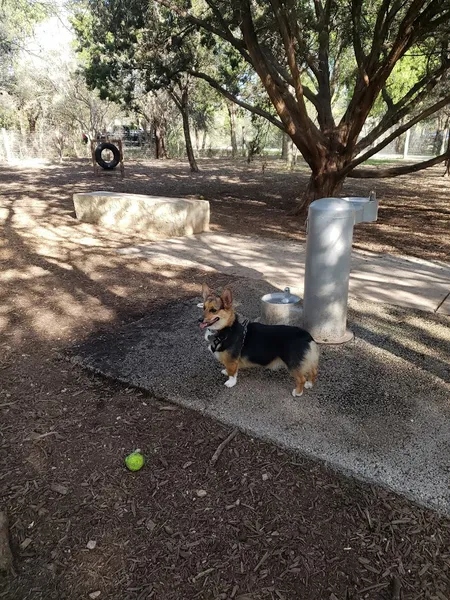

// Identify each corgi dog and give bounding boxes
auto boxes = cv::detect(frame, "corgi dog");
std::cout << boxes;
[199,284,319,397]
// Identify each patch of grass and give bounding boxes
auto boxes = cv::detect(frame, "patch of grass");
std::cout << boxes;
[363,158,400,166]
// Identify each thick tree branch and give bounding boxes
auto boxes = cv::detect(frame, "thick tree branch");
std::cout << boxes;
[308,0,334,131]
[268,0,305,108]
[351,0,366,71]
[188,70,285,131]
[381,86,395,110]
[386,0,411,24]
[366,0,391,73]
[356,64,449,152]
[415,0,450,34]
[381,0,432,74]
[257,44,319,109]
[313,0,324,20]
[284,0,321,84]
[329,41,346,98]
[348,151,450,178]
[424,11,450,33]
[234,0,324,165]
[260,44,293,85]
[168,88,181,110]
[342,94,450,176]
[367,0,414,76]
[203,0,234,40]
[259,47,320,108]
[265,0,327,130]
[341,0,430,148]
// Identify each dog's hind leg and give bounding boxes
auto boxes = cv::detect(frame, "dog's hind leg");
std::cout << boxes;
[302,342,319,390]
[304,366,318,389]
[291,369,306,397]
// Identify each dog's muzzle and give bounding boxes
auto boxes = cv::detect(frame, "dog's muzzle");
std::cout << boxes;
[199,317,219,329]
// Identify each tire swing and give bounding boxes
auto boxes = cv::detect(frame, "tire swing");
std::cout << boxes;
[95,142,121,170]
[90,137,124,178]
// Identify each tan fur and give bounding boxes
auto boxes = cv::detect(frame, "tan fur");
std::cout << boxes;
[236,356,257,368]
[267,357,286,371]
[201,285,236,330]
[219,350,239,376]
[292,370,306,395]
[299,342,319,378]
[290,342,319,391]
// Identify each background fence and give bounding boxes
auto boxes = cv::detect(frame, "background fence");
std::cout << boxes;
[1,121,448,164]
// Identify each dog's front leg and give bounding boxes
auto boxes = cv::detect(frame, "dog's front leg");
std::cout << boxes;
[221,356,239,388]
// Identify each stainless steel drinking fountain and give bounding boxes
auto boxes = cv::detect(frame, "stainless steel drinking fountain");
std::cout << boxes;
[261,287,302,326]
[302,191,379,343]
[259,192,378,343]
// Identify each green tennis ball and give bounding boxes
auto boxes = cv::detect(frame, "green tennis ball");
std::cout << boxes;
[125,451,145,472]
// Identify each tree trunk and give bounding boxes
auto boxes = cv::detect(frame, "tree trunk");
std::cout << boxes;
[194,127,199,152]
[153,123,167,159]
[28,116,38,134]
[306,171,344,201]
[403,129,411,159]
[439,117,449,155]
[281,133,293,166]
[57,140,64,163]
[293,159,346,215]
[227,102,238,158]
[286,136,294,169]
[281,132,287,159]
[180,91,199,173]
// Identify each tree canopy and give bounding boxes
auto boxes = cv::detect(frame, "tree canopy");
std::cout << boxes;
[0,0,51,87]
[73,0,450,204]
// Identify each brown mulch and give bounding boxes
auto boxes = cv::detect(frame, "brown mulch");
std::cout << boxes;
[0,158,449,600]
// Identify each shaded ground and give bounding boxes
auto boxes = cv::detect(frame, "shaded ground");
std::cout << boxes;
[1,158,449,600]
[70,285,450,514]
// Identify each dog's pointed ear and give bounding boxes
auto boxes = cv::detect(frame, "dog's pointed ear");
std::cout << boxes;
[202,283,212,301]
[221,287,233,308]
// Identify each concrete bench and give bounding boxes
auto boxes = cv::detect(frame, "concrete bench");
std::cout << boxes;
[73,191,210,238]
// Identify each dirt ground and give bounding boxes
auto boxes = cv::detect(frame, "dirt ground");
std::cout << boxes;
[0,158,449,600]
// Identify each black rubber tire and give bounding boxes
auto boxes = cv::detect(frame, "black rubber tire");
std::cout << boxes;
[95,142,120,170]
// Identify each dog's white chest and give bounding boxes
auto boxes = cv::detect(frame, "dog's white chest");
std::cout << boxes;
[204,329,214,342]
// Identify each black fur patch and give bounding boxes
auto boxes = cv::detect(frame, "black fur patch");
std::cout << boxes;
[242,323,313,370]
[212,320,314,371]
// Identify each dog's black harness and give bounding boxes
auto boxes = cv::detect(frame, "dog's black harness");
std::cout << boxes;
[210,332,226,353]
[209,317,249,358]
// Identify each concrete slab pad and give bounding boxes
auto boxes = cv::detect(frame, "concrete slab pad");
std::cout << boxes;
[71,278,450,516]
[436,292,450,315]
[117,233,450,314]
[73,191,210,238]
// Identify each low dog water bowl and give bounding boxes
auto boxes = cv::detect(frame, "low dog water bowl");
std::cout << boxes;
[261,287,303,326]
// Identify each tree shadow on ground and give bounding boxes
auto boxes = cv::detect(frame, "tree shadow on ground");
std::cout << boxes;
[1,158,449,262]
[1,161,450,600]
